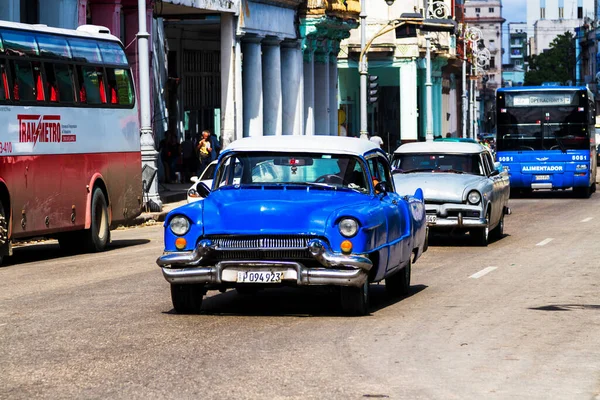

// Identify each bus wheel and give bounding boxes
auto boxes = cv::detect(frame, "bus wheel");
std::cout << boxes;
[574,185,591,199]
[0,202,8,266]
[85,188,109,252]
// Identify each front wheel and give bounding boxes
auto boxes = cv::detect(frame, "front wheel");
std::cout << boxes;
[171,284,205,314]
[85,188,110,252]
[385,259,411,298]
[490,213,504,241]
[340,280,370,316]
[472,210,490,246]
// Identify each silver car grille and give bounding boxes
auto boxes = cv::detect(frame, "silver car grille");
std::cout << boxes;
[206,235,317,250]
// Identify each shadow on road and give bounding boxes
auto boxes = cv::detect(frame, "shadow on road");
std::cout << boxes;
[428,232,510,247]
[164,283,428,317]
[529,304,600,312]
[2,239,150,267]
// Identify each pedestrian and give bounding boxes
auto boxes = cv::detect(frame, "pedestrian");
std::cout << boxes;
[158,130,178,183]
[196,130,212,176]
[369,133,384,149]
[206,130,221,161]
[180,133,196,182]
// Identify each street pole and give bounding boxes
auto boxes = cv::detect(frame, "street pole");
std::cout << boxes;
[138,0,162,211]
[425,34,434,141]
[359,0,368,140]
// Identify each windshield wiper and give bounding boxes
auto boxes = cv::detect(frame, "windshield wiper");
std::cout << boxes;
[281,182,336,189]
[552,132,567,153]
[398,168,435,173]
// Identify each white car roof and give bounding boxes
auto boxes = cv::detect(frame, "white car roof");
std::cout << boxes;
[394,141,486,154]
[224,136,381,155]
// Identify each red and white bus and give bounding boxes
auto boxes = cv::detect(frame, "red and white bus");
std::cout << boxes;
[0,21,142,264]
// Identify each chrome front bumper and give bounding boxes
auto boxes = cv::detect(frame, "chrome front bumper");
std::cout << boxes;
[156,239,372,287]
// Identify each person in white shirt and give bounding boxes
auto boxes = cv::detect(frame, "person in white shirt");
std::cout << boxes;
[369,134,384,148]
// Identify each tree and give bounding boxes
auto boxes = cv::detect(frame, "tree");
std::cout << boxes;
[524,32,575,85]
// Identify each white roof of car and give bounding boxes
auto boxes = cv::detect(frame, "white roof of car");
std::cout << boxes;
[394,141,486,154]
[225,136,381,155]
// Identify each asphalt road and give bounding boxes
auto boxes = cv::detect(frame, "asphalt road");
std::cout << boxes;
[1,191,600,399]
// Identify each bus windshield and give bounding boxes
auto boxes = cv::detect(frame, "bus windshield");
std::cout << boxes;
[496,89,592,151]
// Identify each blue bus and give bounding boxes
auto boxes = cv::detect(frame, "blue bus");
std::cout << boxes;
[496,86,597,197]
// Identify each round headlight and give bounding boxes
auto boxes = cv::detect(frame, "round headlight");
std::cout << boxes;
[338,218,359,238]
[467,190,481,205]
[170,215,190,236]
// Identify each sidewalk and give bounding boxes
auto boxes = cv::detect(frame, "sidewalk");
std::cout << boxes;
[128,182,190,227]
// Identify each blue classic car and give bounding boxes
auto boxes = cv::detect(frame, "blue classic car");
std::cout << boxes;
[157,136,427,315]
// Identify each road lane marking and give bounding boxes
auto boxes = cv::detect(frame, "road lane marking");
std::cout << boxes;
[581,217,593,223]
[469,267,497,279]
[536,238,554,246]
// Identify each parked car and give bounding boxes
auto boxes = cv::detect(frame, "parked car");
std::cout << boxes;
[391,141,511,246]
[157,136,428,316]
[187,160,217,203]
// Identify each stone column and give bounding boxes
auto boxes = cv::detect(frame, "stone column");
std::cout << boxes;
[262,37,283,136]
[314,46,330,135]
[399,60,418,143]
[234,37,244,142]
[242,36,264,137]
[303,40,315,136]
[328,49,339,136]
[281,41,304,135]
[221,13,236,147]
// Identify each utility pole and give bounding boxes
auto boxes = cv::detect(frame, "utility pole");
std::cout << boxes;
[138,0,162,211]
[425,34,434,141]
[359,0,368,140]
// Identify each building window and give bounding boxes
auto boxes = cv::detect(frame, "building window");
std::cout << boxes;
[558,7,564,19]
[540,7,545,19]
[20,0,39,24]
[578,7,583,18]
[490,57,496,69]
[489,8,494,13]
[475,7,481,13]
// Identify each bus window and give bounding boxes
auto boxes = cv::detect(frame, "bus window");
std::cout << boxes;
[11,60,36,101]
[44,63,59,102]
[68,38,101,63]
[77,66,104,104]
[54,63,75,103]
[1,29,39,57]
[98,41,128,66]
[36,34,71,60]
[0,60,8,101]
[33,63,44,101]
[112,68,134,106]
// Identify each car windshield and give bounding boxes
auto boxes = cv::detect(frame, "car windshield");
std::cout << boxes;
[214,152,369,193]
[200,162,216,181]
[391,153,484,175]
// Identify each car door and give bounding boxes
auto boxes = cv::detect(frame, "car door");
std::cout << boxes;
[367,154,404,275]
[482,151,503,226]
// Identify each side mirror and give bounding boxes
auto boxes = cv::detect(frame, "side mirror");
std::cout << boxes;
[196,181,211,198]
[375,181,392,194]
[190,176,199,183]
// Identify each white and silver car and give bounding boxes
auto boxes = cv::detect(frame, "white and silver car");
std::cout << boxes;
[391,141,511,246]
[187,160,217,203]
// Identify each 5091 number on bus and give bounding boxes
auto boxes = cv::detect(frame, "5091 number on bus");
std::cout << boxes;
[0,142,13,154]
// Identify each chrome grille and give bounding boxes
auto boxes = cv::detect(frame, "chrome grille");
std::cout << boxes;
[206,235,317,250]
[213,250,312,260]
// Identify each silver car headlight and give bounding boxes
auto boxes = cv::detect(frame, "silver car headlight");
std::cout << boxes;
[338,218,359,238]
[467,190,481,205]
[170,215,191,236]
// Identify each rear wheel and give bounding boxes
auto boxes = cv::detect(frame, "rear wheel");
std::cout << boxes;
[171,284,205,314]
[340,280,370,316]
[85,188,109,252]
[574,184,592,198]
[385,259,411,298]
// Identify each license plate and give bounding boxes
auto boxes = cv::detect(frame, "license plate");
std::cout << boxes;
[426,215,437,224]
[535,175,550,181]
[237,271,284,283]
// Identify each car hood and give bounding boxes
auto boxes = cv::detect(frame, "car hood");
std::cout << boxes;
[393,173,485,203]
[201,187,372,235]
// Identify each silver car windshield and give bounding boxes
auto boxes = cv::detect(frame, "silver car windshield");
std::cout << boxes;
[392,153,484,175]
[214,152,369,192]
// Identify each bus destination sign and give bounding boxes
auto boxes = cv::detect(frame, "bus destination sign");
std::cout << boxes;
[510,93,575,107]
